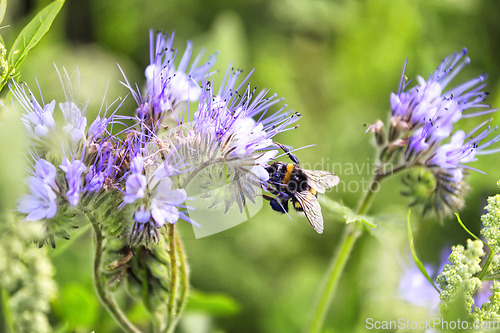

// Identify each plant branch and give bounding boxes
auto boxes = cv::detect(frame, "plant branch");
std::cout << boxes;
[306,162,410,333]
[163,223,179,333]
[84,210,142,333]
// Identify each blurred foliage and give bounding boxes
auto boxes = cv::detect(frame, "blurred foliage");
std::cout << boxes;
[3,0,500,332]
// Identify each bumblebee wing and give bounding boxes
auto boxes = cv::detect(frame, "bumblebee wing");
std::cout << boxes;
[302,169,340,193]
[293,190,324,234]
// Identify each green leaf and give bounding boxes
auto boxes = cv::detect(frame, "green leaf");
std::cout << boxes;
[185,290,241,317]
[454,213,491,251]
[318,196,376,228]
[0,0,6,25]
[8,0,64,70]
[407,210,440,293]
[455,213,480,241]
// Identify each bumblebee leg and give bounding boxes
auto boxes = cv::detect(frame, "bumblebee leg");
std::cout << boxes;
[274,141,300,164]
[262,194,289,213]
[262,194,275,201]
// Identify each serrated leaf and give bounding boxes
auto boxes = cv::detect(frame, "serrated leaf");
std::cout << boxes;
[8,0,64,69]
[407,210,440,293]
[318,196,376,228]
[0,0,6,25]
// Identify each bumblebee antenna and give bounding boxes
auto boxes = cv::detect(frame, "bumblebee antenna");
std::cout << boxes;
[273,141,300,164]
[275,144,316,160]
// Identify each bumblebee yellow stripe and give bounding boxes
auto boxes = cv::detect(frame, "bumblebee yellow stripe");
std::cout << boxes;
[283,164,295,184]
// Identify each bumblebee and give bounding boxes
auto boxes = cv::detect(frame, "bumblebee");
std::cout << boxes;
[263,143,340,234]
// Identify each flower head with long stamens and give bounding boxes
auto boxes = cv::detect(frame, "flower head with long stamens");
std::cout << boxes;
[370,49,500,216]
[121,30,216,128]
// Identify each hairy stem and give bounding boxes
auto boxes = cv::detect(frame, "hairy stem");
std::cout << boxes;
[305,223,362,333]
[85,211,142,333]
[306,163,408,333]
[163,229,189,333]
[164,223,179,333]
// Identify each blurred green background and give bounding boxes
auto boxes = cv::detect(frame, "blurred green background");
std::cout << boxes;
[3,0,500,332]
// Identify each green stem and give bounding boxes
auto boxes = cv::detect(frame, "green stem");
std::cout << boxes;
[306,164,408,333]
[85,211,142,333]
[164,223,178,333]
[1,288,15,333]
[356,163,408,215]
[305,223,362,333]
[479,248,495,281]
[163,231,190,333]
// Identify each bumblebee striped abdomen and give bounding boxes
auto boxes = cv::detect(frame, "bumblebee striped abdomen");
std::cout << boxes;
[292,187,317,211]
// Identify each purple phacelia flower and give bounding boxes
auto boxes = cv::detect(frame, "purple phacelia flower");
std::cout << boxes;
[34,158,58,190]
[17,176,58,221]
[87,115,109,141]
[123,156,147,204]
[391,49,495,157]
[129,177,190,245]
[193,66,300,164]
[121,30,216,124]
[380,50,500,216]
[10,81,57,138]
[60,101,87,145]
[150,177,187,226]
[85,165,105,193]
[129,155,144,174]
[59,158,87,206]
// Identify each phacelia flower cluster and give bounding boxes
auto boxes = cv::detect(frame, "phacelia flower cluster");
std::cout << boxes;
[370,49,500,216]
[14,30,302,246]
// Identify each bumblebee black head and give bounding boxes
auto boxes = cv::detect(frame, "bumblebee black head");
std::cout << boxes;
[265,162,288,184]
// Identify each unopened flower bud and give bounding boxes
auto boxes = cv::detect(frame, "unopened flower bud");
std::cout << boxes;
[367,120,386,147]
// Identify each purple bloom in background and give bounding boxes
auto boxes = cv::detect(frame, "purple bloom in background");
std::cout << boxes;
[398,248,450,312]
[392,49,496,158]
[474,280,493,309]
[383,50,500,215]
[60,158,87,206]
[398,264,441,312]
